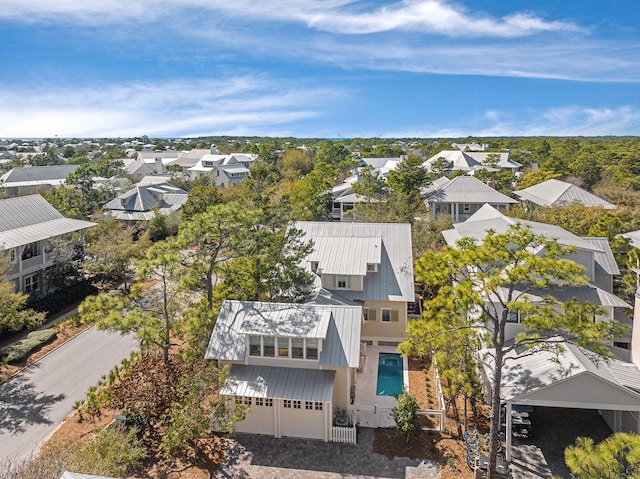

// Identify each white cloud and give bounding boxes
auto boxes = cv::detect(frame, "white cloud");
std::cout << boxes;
[0,77,344,137]
[0,0,580,38]
[380,106,640,138]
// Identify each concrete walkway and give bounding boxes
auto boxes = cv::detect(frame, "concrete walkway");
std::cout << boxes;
[214,428,439,479]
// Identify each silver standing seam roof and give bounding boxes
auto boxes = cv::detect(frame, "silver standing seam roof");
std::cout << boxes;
[293,221,415,303]
[103,183,188,221]
[514,179,616,209]
[0,165,79,185]
[220,364,335,402]
[205,300,362,368]
[0,195,95,249]
[422,176,518,205]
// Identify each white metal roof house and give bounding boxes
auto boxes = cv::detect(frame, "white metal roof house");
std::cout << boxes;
[483,338,640,462]
[0,165,79,197]
[422,175,518,222]
[513,178,616,210]
[443,204,631,346]
[0,195,95,294]
[293,221,414,346]
[103,182,188,222]
[185,153,257,188]
[205,300,362,441]
[422,150,521,174]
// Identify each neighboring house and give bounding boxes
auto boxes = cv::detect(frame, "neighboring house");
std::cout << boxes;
[135,149,180,164]
[205,300,362,441]
[422,175,518,222]
[0,165,79,197]
[442,204,631,347]
[451,142,488,152]
[484,338,640,462]
[359,157,404,179]
[0,195,95,294]
[329,176,366,221]
[124,158,166,179]
[294,221,415,345]
[186,153,257,187]
[103,183,188,222]
[513,179,616,210]
[423,150,521,174]
[205,221,415,440]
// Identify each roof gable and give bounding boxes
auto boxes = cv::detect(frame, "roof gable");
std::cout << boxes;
[514,179,615,209]
[0,194,64,231]
[423,176,517,204]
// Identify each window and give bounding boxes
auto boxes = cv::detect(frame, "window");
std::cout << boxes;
[24,275,39,293]
[367,263,377,273]
[22,242,39,260]
[463,203,471,213]
[311,261,319,273]
[381,309,399,322]
[305,401,313,410]
[363,308,377,322]
[10,250,15,263]
[291,338,304,359]
[249,335,261,356]
[263,336,275,357]
[306,338,318,360]
[265,399,273,407]
[315,402,323,411]
[337,275,347,289]
[255,397,264,406]
[234,396,242,405]
[284,400,292,408]
[293,400,301,409]
[243,397,252,405]
[277,337,290,358]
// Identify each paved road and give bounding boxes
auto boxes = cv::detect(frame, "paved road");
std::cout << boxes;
[0,327,138,464]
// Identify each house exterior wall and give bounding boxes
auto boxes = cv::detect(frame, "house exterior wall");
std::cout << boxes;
[361,300,407,344]
[563,249,595,282]
[321,274,364,291]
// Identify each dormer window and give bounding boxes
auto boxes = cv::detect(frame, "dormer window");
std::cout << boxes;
[311,261,319,273]
[337,275,347,288]
[367,263,378,273]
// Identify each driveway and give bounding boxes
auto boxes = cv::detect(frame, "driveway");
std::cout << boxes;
[214,428,439,479]
[0,327,138,465]
[510,407,613,478]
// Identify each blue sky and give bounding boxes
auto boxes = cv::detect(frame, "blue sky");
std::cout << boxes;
[1,0,638,138]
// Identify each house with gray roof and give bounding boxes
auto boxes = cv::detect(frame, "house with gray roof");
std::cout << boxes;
[0,195,95,294]
[185,153,257,188]
[422,175,518,222]
[0,165,79,197]
[293,221,414,345]
[443,204,631,346]
[514,178,616,210]
[205,221,415,441]
[206,300,362,441]
[103,183,188,222]
[423,150,521,174]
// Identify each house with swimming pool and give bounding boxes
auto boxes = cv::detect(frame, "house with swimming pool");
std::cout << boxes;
[205,221,415,440]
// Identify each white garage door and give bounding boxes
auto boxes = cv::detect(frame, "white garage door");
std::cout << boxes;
[235,397,275,436]
[280,400,326,440]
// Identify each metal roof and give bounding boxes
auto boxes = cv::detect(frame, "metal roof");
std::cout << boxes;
[423,150,521,171]
[0,194,64,231]
[205,300,362,367]
[444,204,603,253]
[504,284,631,309]
[220,364,335,402]
[486,340,640,409]
[582,237,621,276]
[0,218,96,250]
[1,165,78,185]
[514,179,616,209]
[422,176,518,205]
[103,183,187,219]
[307,237,381,275]
[293,221,414,302]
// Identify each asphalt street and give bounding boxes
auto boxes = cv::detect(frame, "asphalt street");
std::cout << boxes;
[0,327,138,465]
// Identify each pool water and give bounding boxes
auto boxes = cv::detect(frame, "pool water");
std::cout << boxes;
[376,352,403,396]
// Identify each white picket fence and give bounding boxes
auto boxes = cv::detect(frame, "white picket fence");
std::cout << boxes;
[331,425,357,444]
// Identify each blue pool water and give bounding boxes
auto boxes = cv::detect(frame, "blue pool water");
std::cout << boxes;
[376,353,403,396]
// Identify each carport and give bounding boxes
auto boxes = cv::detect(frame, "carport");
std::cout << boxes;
[485,341,640,461]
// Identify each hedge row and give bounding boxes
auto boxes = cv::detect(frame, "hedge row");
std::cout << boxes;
[27,280,98,318]
[0,329,57,364]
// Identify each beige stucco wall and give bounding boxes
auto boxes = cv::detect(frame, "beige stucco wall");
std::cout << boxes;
[361,300,407,343]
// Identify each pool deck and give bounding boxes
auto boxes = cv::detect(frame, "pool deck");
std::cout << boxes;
[353,345,408,428]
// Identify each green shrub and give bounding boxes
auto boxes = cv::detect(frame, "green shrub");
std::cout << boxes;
[0,329,57,363]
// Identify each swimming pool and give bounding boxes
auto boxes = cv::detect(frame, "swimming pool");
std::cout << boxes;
[376,352,403,396]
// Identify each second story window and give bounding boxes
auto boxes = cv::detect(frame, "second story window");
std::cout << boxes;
[277,337,290,358]
[249,335,261,356]
[306,338,318,360]
[263,336,275,357]
[22,242,39,260]
[337,275,347,288]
